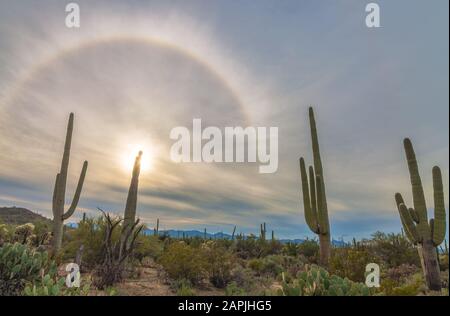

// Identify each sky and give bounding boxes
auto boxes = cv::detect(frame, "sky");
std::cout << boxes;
[0,0,448,241]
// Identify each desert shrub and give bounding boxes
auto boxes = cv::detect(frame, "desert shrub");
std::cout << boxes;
[225,282,247,296]
[248,258,265,274]
[229,265,256,292]
[278,264,370,296]
[0,243,56,296]
[297,240,320,263]
[234,235,282,259]
[234,235,264,259]
[174,279,196,296]
[62,217,114,268]
[248,255,304,280]
[329,248,377,282]
[368,232,419,268]
[380,273,426,296]
[282,242,299,257]
[266,240,283,255]
[159,242,206,285]
[133,235,164,262]
[384,264,419,284]
[203,242,234,288]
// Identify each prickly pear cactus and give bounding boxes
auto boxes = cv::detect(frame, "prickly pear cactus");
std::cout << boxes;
[279,265,370,296]
[0,243,56,295]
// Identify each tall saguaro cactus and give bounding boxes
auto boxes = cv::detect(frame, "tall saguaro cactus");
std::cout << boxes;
[122,151,142,244]
[395,138,446,291]
[299,107,331,266]
[52,113,88,252]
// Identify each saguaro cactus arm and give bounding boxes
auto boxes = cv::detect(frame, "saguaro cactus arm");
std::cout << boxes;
[309,107,330,235]
[404,138,430,239]
[299,158,319,234]
[398,203,420,243]
[315,175,329,235]
[432,166,446,246]
[62,161,88,220]
[309,107,323,176]
[52,173,60,216]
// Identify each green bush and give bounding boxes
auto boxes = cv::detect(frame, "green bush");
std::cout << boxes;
[279,265,370,296]
[159,242,206,285]
[175,279,196,296]
[380,273,426,296]
[329,248,377,282]
[225,281,247,296]
[282,242,299,257]
[368,232,419,268]
[62,217,119,268]
[229,265,256,293]
[297,240,320,263]
[247,255,283,277]
[233,235,282,259]
[133,235,164,262]
[203,241,234,288]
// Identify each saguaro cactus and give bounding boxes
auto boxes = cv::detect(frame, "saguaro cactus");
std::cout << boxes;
[232,226,237,240]
[154,218,160,236]
[260,223,267,241]
[299,107,331,266]
[52,113,88,252]
[122,151,142,244]
[395,138,446,291]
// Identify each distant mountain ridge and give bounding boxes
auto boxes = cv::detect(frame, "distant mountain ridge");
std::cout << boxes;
[142,228,349,246]
[0,207,51,225]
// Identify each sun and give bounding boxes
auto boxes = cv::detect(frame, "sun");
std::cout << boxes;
[121,143,154,173]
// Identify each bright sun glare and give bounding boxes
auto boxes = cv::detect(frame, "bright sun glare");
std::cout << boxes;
[121,144,153,173]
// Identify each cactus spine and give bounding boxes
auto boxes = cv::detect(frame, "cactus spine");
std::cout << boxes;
[122,151,142,246]
[299,107,331,266]
[52,113,88,252]
[395,138,446,291]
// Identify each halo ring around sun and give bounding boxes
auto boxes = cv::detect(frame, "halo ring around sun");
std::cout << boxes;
[1,36,252,125]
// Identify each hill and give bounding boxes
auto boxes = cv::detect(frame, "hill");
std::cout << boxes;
[0,207,51,225]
